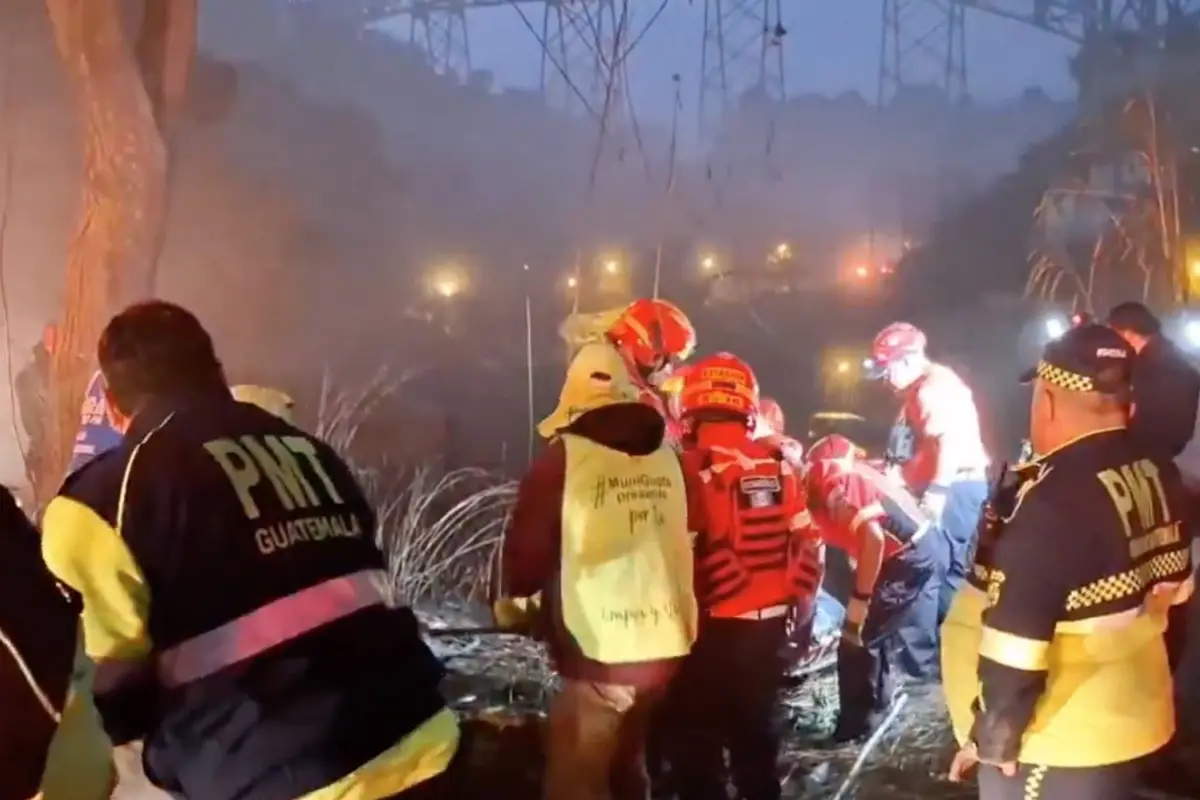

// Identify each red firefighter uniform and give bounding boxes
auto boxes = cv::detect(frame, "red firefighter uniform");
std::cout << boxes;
[664,352,819,800]
[806,435,943,743]
[608,298,697,448]
[892,362,989,492]
[871,321,991,634]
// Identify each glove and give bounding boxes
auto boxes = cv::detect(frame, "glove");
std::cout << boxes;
[841,594,869,647]
[492,593,543,633]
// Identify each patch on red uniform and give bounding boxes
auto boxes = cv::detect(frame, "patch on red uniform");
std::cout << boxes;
[739,475,782,509]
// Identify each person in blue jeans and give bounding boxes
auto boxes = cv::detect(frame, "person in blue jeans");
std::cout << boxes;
[867,321,991,679]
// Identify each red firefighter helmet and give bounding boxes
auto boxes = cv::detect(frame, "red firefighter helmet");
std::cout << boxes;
[608,298,697,375]
[868,321,927,378]
[678,352,760,421]
[807,434,865,467]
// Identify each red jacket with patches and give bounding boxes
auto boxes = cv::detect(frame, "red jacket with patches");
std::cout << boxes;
[681,422,821,618]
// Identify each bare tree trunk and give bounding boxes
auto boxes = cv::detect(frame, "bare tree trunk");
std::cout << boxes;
[39,0,194,499]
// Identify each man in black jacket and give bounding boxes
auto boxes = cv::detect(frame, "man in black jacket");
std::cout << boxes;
[1106,302,1200,463]
[42,300,464,800]
[1107,301,1200,795]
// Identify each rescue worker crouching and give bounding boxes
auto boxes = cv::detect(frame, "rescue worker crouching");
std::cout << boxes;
[804,434,941,744]
[942,323,1192,800]
[504,340,700,800]
[604,297,697,448]
[664,353,821,800]
[869,321,990,676]
[41,300,462,800]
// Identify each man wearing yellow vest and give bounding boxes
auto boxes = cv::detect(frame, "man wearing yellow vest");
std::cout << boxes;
[942,324,1191,800]
[499,340,701,800]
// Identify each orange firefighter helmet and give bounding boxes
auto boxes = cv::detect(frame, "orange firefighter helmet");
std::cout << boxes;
[607,298,697,376]
[678,352,760,421]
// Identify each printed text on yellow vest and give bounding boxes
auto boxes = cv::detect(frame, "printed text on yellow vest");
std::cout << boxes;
[559,434,697,663]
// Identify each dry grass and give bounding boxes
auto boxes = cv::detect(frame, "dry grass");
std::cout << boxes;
[314,369,517,607]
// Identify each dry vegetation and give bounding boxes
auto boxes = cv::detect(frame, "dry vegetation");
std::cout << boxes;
[310,381,985,800]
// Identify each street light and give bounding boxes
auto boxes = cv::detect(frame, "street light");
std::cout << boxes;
[773,242,792,260]
[699,254,717,272]
[1043,315,1067,340]
[835,359,851,374]
[566,275,578,289]
[853,264,870,279]
[1186,320,1200,348]
[427,265,467,299]
[603,258,621,275]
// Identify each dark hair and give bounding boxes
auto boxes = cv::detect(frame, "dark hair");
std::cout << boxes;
[1105,301,1161,337]
[98,300,226,415]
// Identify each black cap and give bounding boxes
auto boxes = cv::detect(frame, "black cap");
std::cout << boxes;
[1020,322,1134,395]
[1105,301,1162,337]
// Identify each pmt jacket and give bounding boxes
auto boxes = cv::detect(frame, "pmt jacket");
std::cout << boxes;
[941,429,1192,768]
[42,389,457,800]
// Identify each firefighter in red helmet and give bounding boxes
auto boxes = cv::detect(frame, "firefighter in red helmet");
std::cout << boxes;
[868,321,989,677]
[608,298,697,446]
[753,396,804,469]
[805,434,940,743]
[664,353,821,800]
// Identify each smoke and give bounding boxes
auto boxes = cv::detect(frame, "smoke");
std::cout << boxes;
[0,0,1078,482]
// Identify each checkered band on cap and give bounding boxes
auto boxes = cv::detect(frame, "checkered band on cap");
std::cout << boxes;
[1034,360,1094,393]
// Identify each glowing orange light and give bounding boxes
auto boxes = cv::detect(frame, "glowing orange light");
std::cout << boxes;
[567,276,578,289]
[854,265,870,279]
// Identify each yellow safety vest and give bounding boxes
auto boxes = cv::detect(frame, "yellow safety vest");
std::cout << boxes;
[942,584,1174,768]
[559,434,697,664]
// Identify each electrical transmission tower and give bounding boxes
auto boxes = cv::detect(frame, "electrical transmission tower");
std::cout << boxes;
[537,0,630,117]
[698,0,787,137]
[878,0,968,107]
[358,0,473,80]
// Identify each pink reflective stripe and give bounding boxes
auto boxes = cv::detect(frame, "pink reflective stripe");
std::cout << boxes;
[157,568,387,688]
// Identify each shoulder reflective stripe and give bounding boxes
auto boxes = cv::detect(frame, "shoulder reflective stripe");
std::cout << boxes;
[852,462,927,523]
[850,503,885,531]
[157,568,387,688]
[116,412,176,538]
[790,510,811,530]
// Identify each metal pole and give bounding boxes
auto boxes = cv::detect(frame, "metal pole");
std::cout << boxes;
[524,264,535,464]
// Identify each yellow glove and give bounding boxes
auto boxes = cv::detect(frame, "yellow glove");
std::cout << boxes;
[492,593,543,632]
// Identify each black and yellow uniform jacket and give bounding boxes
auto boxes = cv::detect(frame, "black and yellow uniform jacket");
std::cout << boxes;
[0,485,112,800]
[42,389,459,800]
[942,428,1192,768]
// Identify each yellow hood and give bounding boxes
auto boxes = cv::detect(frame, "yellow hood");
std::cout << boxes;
[231,384,295,424]
[537,341,642,439]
